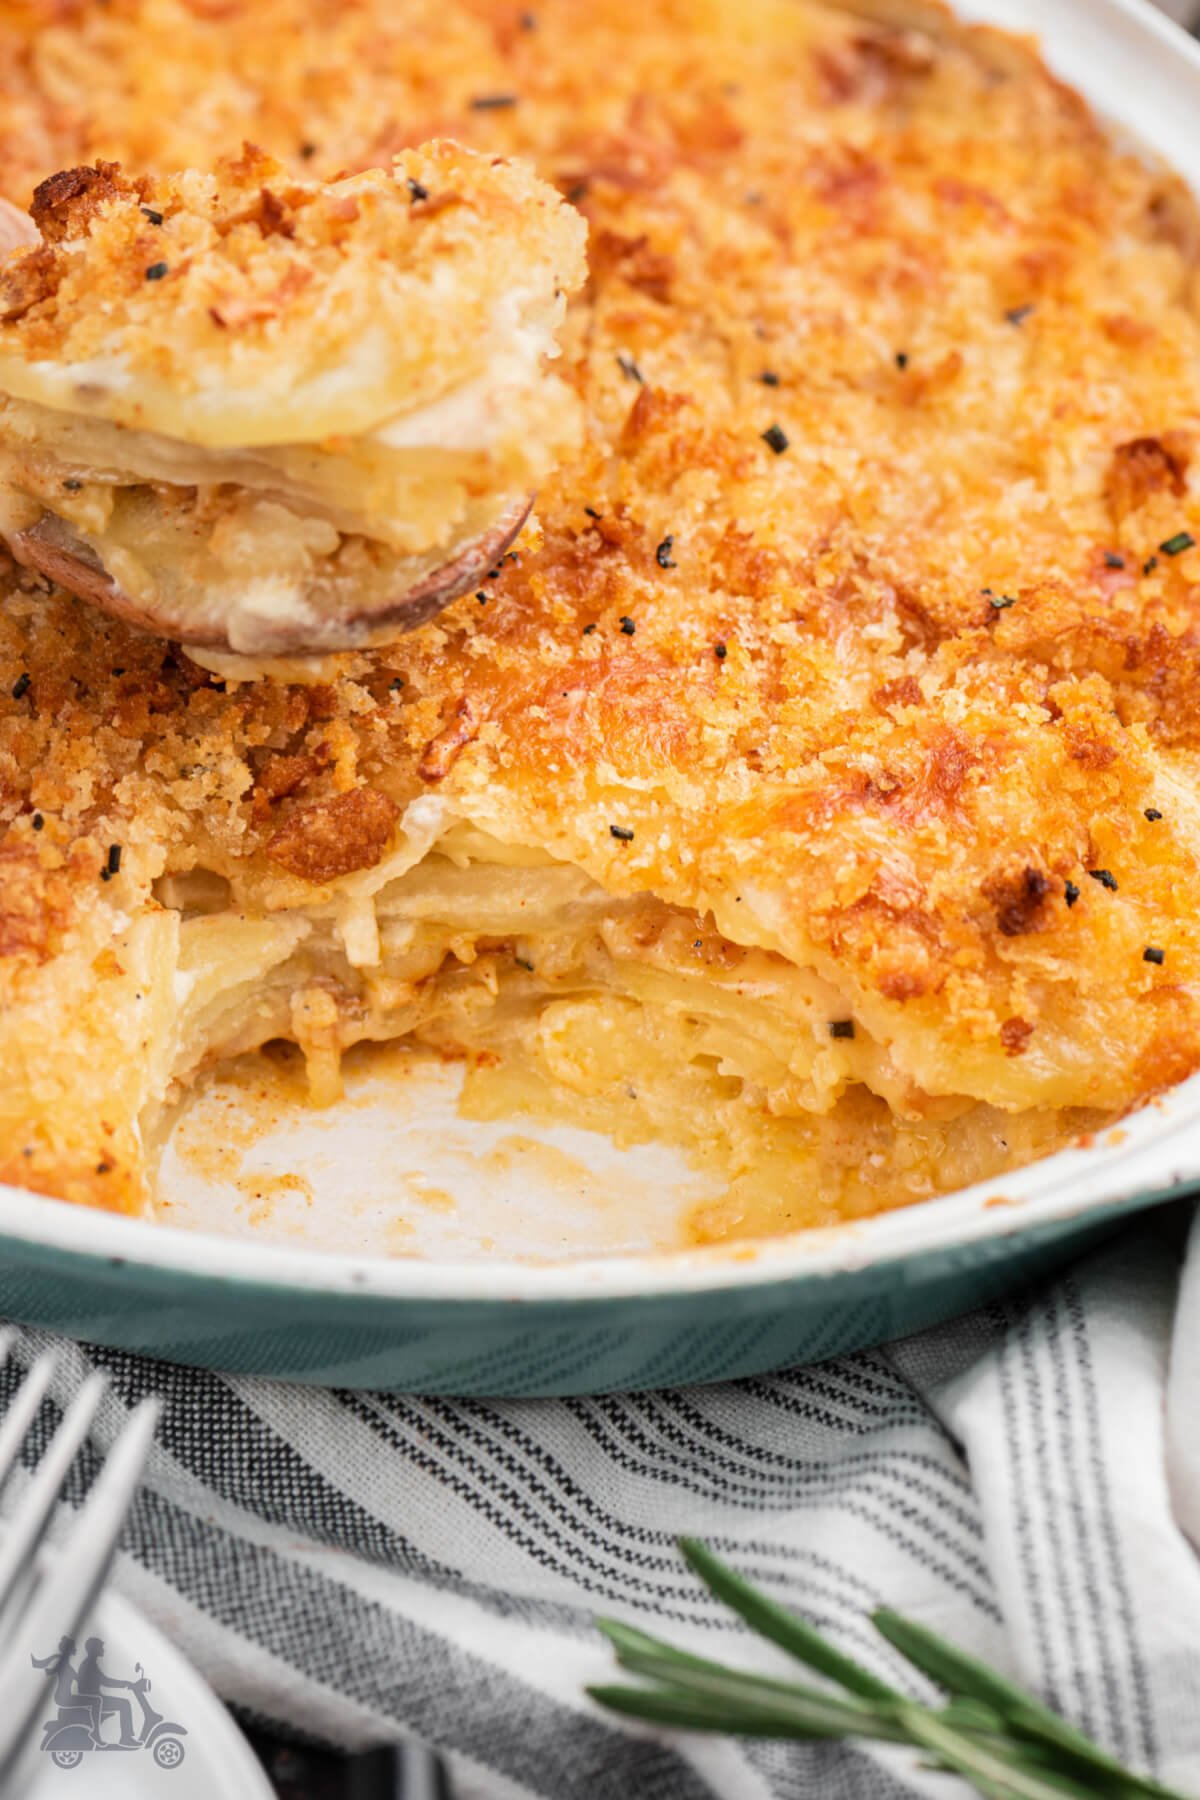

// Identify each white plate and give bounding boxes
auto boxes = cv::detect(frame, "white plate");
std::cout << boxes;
[13,1582,272,1799]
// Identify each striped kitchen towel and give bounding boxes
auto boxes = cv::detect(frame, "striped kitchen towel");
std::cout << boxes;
[0,1201,1198,1798]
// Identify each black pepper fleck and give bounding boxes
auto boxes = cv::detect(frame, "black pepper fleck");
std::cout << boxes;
[1104,553,1126,570]
[406,177,429,202]
[1088,868,1118,892]
[107,844,122,876]
[1144,807,1163,822]
[894,351,909,370]
[617,353,643,383]
[584,506,602,520]
[761,423,789,455]
[610,824,634,841]
[1144,946,1165,965]
[829,1019,855,1040]
[758,370,780,386]
[714,642,727,660]
[389,677,405,691]
[62,478,83,491]
[656,535,676,569]
[1005,304,1035,326]
[582,623,597,635]
[144,261,169,281]
[140,205,164,225]
[299,141,318,160]
[31,812,43,831]
[515,957,534,972]
[1143,555,1159,576]
[1064,880,1080,908]
[475,590,490,604]
[11,672,29,699]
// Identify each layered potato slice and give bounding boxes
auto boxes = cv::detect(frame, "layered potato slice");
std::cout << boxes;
[0,143,586,653]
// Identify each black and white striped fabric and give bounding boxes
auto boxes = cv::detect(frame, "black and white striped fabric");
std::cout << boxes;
[5,1202,1200,1799]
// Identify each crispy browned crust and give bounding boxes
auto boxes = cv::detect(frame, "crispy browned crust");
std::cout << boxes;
[3,0,1200,1208]
[0,141,585,441]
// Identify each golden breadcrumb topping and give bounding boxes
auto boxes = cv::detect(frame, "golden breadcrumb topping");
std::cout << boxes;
[0,141,586,446]
[3,0,1200,1209]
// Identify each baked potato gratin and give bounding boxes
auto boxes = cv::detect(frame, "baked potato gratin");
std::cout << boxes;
[2,0,1200,1240]
[0,144,585,658]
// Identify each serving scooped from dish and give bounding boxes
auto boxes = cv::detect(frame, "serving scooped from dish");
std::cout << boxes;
[2,0,1200,1243]
[0,142,584,659]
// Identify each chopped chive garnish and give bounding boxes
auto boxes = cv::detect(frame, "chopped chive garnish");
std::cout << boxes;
[470,93,518,109]
[11,672,30,700]
[1103,552,1125,569]
[141,206,164,225]
[1088,868,1118,892]
[617,353,643,383]
[610,824,634,842]
[829,1019,855,1039]
[1005,304,1035,326]
[620,616,636,635]
[1160,531,1195,557]
[1144,946,1165,965]
[656,535,676,569]
[144,261,169,281]
[761,423,789,455]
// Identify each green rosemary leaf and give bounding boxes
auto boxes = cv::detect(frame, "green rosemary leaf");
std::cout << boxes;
[940,1698,1009,1735]
[596,1618,720,1671]
[899,1705,1133,1800]
[679,1538,899,1702]
[874,1608,1113,1754]
[874,1611,1187,1798]
[598,1644,909,1743]
[587,1682,888,1741]
[590,1545,1199,1800]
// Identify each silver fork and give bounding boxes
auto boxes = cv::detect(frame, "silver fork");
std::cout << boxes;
[0,1334,159,1788]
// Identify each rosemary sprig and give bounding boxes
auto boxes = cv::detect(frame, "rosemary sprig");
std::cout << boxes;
[588,1539,1193,1800]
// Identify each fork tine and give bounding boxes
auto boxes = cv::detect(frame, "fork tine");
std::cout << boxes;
[0,1371,109,1638]
[0,1352,59,1497]
[0,1394,160,1780]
